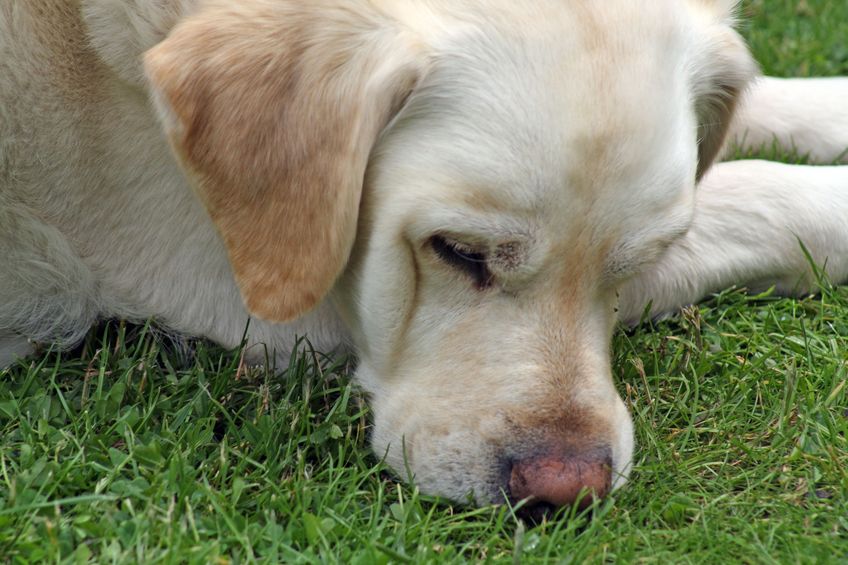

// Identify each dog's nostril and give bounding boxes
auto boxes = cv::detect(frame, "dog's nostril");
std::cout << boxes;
[508,451,612,519]
[516,500,558,524]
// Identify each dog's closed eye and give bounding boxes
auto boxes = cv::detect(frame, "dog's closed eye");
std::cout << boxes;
[430,235,494,290]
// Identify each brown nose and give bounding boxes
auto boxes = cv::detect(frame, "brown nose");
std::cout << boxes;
[508,451,612,522]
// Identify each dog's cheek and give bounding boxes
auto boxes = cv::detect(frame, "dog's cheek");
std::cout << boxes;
[336,223,420,375]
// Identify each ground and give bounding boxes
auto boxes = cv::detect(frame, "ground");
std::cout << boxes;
[1,0,847,562]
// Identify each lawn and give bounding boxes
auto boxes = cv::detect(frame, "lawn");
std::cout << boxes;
[2,1,847,563]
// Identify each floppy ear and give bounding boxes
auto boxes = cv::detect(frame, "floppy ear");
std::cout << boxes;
[82,0,196,86]
[690,3,758,179]
[144,0,426,321]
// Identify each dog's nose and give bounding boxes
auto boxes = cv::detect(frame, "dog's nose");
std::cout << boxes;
[508,451,612,521]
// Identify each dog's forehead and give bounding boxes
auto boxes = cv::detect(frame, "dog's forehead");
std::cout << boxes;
[388,0,698,223]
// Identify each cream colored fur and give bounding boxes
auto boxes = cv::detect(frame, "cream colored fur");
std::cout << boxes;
[1,0,846,505]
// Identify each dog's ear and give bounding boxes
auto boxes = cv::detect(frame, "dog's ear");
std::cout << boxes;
[690,2,758,179]
[83,0,197,85]
[144,0,425,321]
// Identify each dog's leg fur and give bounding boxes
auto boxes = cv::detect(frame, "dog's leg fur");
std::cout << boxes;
[0,333,34,368]
[0,197,99,348]
[618,160,848,323]
[727,77,848,163]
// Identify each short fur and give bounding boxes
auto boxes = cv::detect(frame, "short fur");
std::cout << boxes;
[2,0,847,504]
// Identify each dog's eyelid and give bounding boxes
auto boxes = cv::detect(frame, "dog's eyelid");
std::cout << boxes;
[429,234,487,261]
[429,235,494,290]
[438,235,485,256]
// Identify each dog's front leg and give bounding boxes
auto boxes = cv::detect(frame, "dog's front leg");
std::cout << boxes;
[727,77,848,163]
[617,160,848,324]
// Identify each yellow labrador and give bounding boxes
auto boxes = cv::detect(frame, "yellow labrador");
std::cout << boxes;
[2,0,847,517]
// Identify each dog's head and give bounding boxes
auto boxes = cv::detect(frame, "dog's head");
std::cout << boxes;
[145,0,755,514]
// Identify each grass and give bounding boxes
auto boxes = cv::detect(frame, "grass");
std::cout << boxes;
[2,0,848,562]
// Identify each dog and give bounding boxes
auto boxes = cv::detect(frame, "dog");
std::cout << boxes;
[2,0,847,517]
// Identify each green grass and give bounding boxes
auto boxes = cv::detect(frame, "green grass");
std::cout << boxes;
[2,1,848,562]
